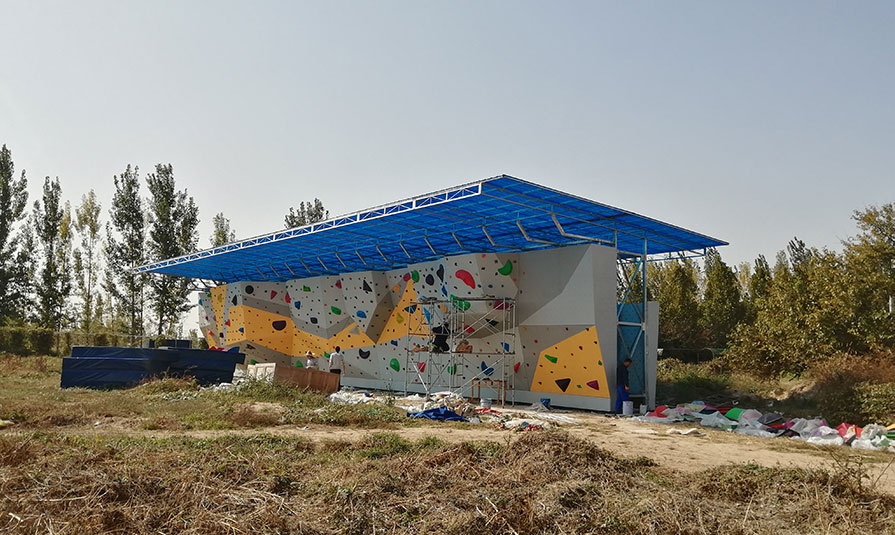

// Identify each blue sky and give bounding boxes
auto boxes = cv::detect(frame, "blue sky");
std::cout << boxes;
[2,1,893,272]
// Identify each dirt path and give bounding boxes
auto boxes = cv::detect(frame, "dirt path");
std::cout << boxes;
[44,411,895,496]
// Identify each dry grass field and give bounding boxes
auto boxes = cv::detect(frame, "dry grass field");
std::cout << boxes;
[2,355,894,534]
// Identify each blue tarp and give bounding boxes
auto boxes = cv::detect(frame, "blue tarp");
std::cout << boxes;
[406,406,469,422]
[61,346,245,389]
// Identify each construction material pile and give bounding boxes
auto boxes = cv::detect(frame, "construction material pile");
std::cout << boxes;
[631,402,895,452]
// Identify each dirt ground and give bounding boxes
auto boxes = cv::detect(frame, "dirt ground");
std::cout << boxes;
[51,407,895,496]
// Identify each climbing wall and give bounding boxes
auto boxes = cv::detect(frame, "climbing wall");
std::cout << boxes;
[200,243,618,410]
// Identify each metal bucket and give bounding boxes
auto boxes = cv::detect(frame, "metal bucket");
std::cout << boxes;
[480,399,492,409]
[622,401,634,415]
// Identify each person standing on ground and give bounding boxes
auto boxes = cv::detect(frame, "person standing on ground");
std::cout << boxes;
[304,350,318,370]
[329,346,344,378]
[615,358,632,414]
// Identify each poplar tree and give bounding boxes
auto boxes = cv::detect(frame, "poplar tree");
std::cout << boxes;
[210,212,236,247]
[284,199,328,228]
[698,249,744,347]
[0,144,30,324]
[105,165,146,343]
[32,177,73,330]
[73,190,102,338]
[146,164,199,336]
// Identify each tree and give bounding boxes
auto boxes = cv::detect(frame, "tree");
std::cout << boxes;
[698,249,744,347]
[32,177,73,331]
[105,165,146,344]
[73,190,102,339]
[210,212,236,247]
[656,258,702,348]
[0,144,30,324]
[146,164,199,336]
[284,199,328,228]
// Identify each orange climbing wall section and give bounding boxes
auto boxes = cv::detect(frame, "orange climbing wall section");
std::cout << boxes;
[376,280,429,346]
[530,326,609,398]
[224,305,376,356]
[210,285,227,331]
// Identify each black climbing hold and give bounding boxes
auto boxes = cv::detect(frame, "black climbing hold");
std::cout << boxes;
[555,378,571,392]
[245,285,254,294]
[310,317,318,324]
[359,349,371,359]
[232,296,238,306]
[425,274,435,285]
[362,280,372,293]
[272,320,287,331]
[436,265,445,281]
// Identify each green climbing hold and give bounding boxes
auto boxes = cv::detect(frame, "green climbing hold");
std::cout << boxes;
[411,270,420,283]
[450,294,471,311]
[331,306,342,315]
[545,355,558,364]
[498,259,513,276]
[447,365,457,375]
[295,360,304,368]
[598,360,602,366]
[389,358,401,372]
[303,285,311,292]
[250,359,258,365]
[324,352,330,358]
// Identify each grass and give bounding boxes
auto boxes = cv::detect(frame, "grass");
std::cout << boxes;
[1,430,893,534]
[0,354,405,431]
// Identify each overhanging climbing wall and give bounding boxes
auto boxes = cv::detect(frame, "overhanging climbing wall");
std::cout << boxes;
[198,243,618,410]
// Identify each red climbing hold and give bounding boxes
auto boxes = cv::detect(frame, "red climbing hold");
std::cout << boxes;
[586,380,600,390]
[513,362,521,373]
[270,291,278,299]
[335,280,342,289]
[455,269,475,289]
[403,273,411,282]
[224,320,231,326]
[285,292,291,303]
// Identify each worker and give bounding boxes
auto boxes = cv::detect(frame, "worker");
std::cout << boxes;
[328,346,344,376]
[615,358,632,414]
[304,350,319,370]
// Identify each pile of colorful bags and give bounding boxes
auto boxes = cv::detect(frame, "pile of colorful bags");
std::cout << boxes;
[631,402,895,452]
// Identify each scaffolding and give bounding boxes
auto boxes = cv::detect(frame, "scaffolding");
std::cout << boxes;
[404,296,516,405]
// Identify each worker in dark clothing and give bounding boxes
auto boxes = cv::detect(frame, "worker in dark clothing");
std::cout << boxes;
[615,358,633,414]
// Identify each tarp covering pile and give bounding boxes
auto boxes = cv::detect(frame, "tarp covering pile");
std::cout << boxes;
[631,402,895,452]
[61,346,245,388]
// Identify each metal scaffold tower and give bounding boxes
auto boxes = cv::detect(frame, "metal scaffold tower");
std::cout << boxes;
[404,296,516,405]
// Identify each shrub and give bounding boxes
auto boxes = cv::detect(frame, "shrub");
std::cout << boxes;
[0,327,55,355]
[808,352,895,425]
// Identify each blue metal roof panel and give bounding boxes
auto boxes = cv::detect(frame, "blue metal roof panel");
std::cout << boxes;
[138,175,727,282]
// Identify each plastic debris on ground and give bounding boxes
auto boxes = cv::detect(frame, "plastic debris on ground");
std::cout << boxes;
[626,400,895,453]
[500,418,551,431]
[328,390,388,406]
[667,428,704,436]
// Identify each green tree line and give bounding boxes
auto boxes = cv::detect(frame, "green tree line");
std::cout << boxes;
[625,206,895,375]
[0,144,326,347]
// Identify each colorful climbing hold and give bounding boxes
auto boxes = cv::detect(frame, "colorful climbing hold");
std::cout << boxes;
[356,310,367,318]
[455,269,476,289]
[272,320,287,331]
[335,279,342,289]
[447,365,457,375]
[411,270,420,283]
[416,362,426,373]
[404,304,417,314]
[545,355,558,364]
[295,360,304,368]
[294,301,301,309]
[498,259,513,276]
[555,378,571,392]
[450,295,471,311]
[270,291,278,299]
[331,306,342,315]
[303,285,311,292]
[403,273,411,282]
[238,327,244,333]
[513,362,521,373]
[389,358,401,372]
[393,284,401,292]
[396,312,405,324]
[502,342,510,352]
[586,380,600,390]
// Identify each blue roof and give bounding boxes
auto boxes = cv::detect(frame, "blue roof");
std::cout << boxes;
[136,175,727,283]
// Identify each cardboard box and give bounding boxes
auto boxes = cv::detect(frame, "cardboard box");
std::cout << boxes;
[247,363,340,394]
